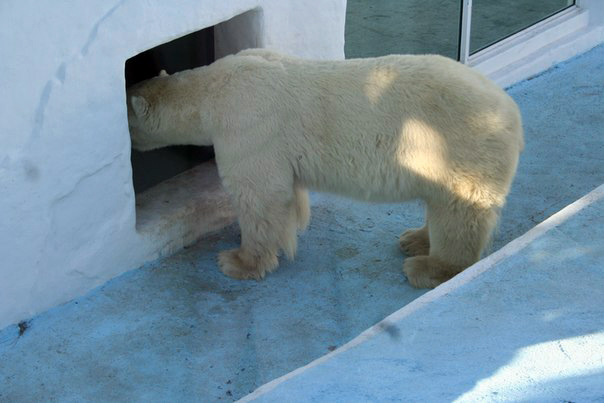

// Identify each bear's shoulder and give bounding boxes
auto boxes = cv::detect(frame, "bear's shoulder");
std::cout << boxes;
[237,48,291,62]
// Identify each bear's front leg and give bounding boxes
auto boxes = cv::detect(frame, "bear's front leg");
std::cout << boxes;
[217,158,299,280]
[219,201,297,280]
[294,183,310,231]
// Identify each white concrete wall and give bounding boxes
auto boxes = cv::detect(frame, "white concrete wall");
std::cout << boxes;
[0,0,346,329]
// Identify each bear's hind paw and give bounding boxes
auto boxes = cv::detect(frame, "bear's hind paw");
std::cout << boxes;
[399,228,430,256]
[403,256,461,289]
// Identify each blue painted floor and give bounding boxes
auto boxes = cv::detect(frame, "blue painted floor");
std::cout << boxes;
[244,183,604,402]
[1,45,603,402]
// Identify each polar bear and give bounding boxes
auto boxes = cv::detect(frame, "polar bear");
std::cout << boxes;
[127,48,523,288]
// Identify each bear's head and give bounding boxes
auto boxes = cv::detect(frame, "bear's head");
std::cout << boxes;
[127,72,172,152]
[127,69,211,151]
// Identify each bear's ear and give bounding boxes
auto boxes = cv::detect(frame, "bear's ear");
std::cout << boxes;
[159,69,169,77]
[130,95,150,118]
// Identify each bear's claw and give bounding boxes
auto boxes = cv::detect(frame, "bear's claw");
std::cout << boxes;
[399,228,430,256]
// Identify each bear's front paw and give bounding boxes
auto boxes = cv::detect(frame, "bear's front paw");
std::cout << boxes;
[399,228,430,256]
[403,256,459,289]
[218,249,278,280]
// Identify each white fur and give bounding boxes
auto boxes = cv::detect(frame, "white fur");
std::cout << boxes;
[127,49,523,288]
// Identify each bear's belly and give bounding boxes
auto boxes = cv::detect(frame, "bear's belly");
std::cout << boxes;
[296,158,423,203]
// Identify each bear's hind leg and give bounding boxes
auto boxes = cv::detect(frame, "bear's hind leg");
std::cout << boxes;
[399,214,430,257]
[403,202,498,288]
[218,173,299,280]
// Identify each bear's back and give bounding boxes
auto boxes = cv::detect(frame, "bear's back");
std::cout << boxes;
[206,50,522,203]
[219,51,515,128]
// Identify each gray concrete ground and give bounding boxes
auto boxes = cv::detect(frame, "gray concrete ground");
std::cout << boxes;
[1,33,603,403]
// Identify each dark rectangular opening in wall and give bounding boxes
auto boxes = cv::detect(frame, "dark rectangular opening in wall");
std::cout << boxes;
[126,9,261,235]
[125,26,216,194]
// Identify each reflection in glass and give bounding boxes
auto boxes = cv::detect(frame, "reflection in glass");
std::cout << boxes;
[345,0,462,59]
[470,0,575,54]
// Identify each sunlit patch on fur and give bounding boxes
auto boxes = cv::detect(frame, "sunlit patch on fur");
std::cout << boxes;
[396,118,448,182]
[364,67,398,105]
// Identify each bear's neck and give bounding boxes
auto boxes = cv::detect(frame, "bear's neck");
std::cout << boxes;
[162,73,214,146]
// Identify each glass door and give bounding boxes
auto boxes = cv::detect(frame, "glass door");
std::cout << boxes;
[345,0,462,59]
[469,0,576,54]
[346,0,577,62]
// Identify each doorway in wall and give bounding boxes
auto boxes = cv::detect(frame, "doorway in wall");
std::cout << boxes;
[124,8,262,232]
[125,27,216,194]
